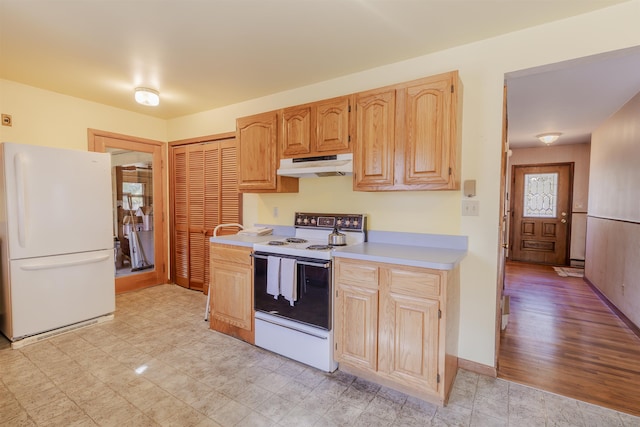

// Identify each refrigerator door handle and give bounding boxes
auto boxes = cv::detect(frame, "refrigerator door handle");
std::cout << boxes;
[14,152,28,248]
[19,254,111,271]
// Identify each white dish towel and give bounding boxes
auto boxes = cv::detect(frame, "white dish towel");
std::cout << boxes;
[267,256,281,299]
[280,258,297,306]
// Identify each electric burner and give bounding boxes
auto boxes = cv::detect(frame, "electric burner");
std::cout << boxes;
[268,241,287,246]
[307,245,331,250]
[286,237,307,243]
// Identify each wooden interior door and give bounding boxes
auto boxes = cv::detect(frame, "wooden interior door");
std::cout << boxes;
[88,129,168,294]
[171,135,240,292]
[510,163,573,265]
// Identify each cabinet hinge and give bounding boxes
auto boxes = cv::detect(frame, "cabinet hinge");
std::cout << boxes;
[335,343,338,350]
[437,373,441,383]
[438,309,442,319]
[348,105,352,113]
[448,167,452,176]
[348,135,351,142]
[451,85,454,94]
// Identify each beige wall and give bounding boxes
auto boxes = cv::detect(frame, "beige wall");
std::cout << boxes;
[509,143,591,261]
[167,1,640,367]
[1,1,639,368]
[586,91,640,327]
[0,79,166,149]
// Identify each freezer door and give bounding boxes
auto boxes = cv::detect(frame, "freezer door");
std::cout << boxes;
[3,143,113,259]
[8,249,115,340]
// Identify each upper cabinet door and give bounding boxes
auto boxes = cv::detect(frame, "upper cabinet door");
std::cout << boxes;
[316,95,352,154]
[354,89,396,190]
[237,111,299,193]
[237,111,278,191]
[281,105,313,157]
[398,72,459,190]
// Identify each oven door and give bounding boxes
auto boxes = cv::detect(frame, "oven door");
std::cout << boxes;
[253,252,332,330]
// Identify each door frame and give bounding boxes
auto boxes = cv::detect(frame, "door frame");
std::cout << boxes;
[88,129,168,293]
[494,85,509,371]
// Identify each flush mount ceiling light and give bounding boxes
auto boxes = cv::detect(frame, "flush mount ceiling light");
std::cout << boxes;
[536,132,562,145]
[134,87,160,106]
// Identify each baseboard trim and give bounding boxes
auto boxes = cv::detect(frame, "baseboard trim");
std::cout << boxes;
[457,358,497,378]
[584,276,640,340]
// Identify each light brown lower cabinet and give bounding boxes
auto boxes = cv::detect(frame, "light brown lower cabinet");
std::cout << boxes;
[209,243,254,344]
[334,257,460,405]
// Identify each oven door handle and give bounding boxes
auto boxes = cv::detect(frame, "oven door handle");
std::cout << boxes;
[251,253,330,269]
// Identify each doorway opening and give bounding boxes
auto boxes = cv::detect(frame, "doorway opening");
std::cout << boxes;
[88,129,167,293]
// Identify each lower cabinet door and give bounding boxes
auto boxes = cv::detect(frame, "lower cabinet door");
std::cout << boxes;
[380,291,440,393]
[334,283,379,372]
[210,262,252,330]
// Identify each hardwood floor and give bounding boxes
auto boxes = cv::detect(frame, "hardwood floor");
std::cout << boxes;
[498,261,640,417]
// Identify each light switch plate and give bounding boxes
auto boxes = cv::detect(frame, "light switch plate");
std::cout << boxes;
[462,200,479,216]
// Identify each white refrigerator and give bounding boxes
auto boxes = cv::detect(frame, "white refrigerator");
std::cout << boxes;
[0,142,115,343]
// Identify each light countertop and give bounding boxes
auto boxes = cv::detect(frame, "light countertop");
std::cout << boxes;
[332,242,466,270]
[210,234,285,248]
[210,227,467,270]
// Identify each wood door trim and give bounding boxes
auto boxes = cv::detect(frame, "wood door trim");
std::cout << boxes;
[87,128,169,292]
[168,132,236,147]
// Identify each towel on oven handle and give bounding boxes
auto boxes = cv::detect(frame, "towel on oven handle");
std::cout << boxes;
[267,256,280,299]
[280,257,297,306]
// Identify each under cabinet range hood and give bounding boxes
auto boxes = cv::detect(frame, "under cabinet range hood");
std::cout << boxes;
[276,153,353,178]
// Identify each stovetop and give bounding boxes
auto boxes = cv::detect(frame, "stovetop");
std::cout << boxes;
[253,212,366,260]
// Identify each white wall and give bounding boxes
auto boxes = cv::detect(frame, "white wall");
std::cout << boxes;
[167,1,640,367]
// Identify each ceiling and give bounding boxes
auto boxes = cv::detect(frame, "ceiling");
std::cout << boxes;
[1,0,638,147]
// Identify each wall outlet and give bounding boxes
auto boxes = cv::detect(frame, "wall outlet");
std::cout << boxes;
[462,200,480,216]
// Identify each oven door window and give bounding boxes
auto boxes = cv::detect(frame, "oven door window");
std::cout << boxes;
[254,255,331,330]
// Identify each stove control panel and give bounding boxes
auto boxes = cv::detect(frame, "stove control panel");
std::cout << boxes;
[295,212,366,232]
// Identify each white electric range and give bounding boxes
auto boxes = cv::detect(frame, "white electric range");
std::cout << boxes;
[252,212,366,372]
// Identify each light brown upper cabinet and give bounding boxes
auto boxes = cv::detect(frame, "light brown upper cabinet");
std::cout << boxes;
[315,95,352,155]
[280,95,353,159]
[237,111,299,193]
[354,71,462,191]
[171,136,241,292]
[353,88,396,188]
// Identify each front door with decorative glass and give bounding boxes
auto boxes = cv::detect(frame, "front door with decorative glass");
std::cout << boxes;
[510,163,573,265]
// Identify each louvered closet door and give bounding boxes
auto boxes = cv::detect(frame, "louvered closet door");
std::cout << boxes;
[173,146,189,287]
[172,139,240,291]
[187,145,207,291]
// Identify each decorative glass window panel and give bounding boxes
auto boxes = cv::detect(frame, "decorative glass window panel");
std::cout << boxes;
[523,173,558,218]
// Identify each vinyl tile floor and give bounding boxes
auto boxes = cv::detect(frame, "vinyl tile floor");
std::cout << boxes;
[1,284,639,427]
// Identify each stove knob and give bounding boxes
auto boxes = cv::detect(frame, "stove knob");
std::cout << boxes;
[344,219,351,227]
[353,219,359,228]
[311,218,316,225]
[296,217,302,224]
[303,218,309,225]
[337,219,342,226]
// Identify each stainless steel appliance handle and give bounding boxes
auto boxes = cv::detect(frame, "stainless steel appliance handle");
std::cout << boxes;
[251,253,330,269]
